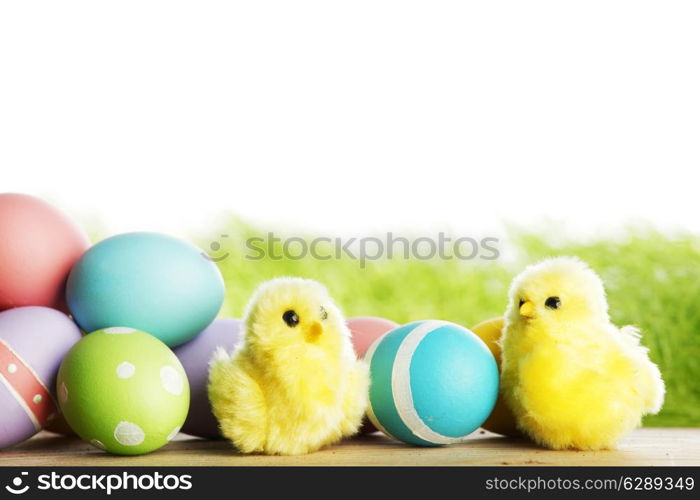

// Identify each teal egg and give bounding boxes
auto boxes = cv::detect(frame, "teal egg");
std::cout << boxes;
[365,320,499,446]
[66,232,225,347]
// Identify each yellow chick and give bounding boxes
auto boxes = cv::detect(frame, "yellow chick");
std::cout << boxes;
[208,277,369,455]
[500,257,665,450]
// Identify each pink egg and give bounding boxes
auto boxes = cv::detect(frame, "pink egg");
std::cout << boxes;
[0,307,83,449]
[0,194,90,311]
[347,316,400,357]
[347,316,399,434]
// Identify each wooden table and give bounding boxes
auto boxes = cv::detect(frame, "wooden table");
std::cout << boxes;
[1,428,698,466]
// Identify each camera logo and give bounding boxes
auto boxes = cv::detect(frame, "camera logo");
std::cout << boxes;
[5,472,29,495]
[201,234,230,262]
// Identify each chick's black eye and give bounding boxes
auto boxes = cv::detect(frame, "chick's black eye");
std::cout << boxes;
[320,306,328,320]
[283,310,300,327]
[545,296,561,310]
[518,298,525,308]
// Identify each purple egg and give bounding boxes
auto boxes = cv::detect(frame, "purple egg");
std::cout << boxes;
[173,318,241,439]
[0,306,82,449]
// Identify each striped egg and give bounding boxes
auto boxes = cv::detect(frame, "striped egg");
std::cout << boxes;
[0,307,82,449]
[364,320,499,446]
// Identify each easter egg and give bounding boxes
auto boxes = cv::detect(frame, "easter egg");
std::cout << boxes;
[174,318,242,439]
[347,316,399,434]
[57,328,190,455]
[66,232,225,347]
[365,320,499,446]
[347,316,399,357]
[0,307,82,449]
[0,193,89,311]
[470,317,521,437]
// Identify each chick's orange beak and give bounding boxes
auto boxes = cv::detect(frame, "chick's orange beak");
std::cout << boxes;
[305,321,323,343]
[519,300,535,318]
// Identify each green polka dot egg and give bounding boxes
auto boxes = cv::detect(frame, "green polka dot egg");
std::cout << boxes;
[57,327,190,455]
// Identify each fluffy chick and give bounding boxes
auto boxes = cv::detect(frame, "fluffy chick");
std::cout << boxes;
[500,257,664,450]
[208,277,369,455]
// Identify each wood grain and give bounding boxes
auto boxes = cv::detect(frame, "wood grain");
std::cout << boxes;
[1,428,698,466]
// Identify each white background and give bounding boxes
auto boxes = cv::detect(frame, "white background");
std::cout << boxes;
[1,1,698,239]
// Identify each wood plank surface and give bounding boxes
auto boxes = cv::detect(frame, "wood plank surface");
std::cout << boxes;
[1,428,697,466]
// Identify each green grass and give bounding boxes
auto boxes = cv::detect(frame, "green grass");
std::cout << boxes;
[202,219,700,427]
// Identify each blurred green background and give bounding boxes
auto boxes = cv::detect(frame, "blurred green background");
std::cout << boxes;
[198,219,700,427]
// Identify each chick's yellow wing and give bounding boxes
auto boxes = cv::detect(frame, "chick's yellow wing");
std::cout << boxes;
[208,349,268,453]
[338,360,370,436]
[618,325,665,414]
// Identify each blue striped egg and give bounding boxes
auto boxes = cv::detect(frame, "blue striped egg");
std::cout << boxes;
[365,320,499,446]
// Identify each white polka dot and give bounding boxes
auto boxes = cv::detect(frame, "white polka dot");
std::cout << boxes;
[59,382,68,404]
[160,366,184,396]
[7,363,17,374]
[33,394,42,404]
[167,426,181,442]
[116,361,136,379]
[91,439,106,450]
[114,421,145,446]
[104,327,136,334]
